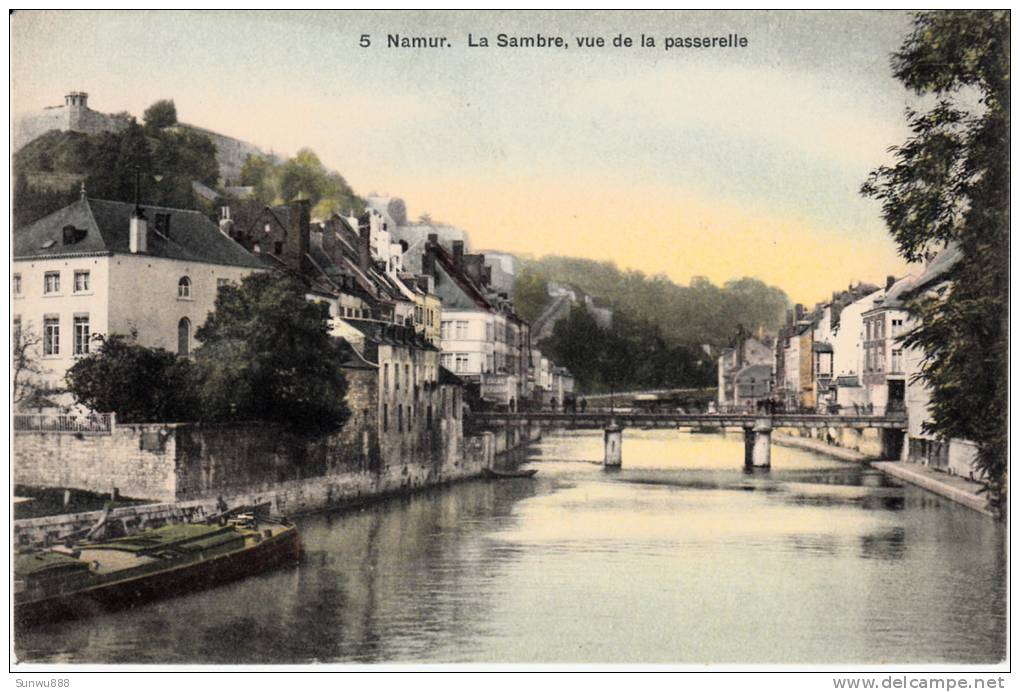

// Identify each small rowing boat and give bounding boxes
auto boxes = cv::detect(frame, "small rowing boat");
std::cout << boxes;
[483,467,539,479]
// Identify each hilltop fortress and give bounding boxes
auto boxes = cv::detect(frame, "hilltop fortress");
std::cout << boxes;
[13,92,274,184]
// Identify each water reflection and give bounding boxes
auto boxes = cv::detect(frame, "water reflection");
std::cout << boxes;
[859,527,907,561]
[15,429,1006,664]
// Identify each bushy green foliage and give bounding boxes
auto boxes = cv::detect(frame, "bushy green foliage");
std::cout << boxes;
[539,306,715,394]
[518,256,788,347]
[143,99,178,129]
[66,335,198,423]
[240,149,365,218]
[13,101,219,214]
[66,275,352,433]
[193,273,351,433]
[512,267,550,323]
[861,11,1008,507]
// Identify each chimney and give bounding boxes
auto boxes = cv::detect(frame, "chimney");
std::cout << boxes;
[357,214,371,272]
[463,255,483,284]
[130,208,148,254]
[452,240,464,268]
[422,241,438,279]
[288,199,311,272]
[786,309,794,327]
[795,303,805,321]
[427,233,438,245]
[886,275,896,290]
[483,265,492,286]
[321,221,339,262]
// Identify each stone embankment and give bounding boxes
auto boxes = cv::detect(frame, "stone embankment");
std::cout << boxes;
[14,420,541,547]
[773,430,992,517]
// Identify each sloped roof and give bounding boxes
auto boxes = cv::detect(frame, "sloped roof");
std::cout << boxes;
[439,366,464,386]
[882,275,918,308]
[430,242,495,311]
[734,363,772,381]
[15,198,264,269]
[334,338,377,371]
[341,318,438,352]
[913,243,962,293]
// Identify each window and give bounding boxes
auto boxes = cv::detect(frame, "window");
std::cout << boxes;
[154,212,171,237]
[892,318,904,337]
[274,241,284,255]
[486,323,493,341]
[891,349,902,373]
[178,276,192,299]
[383,403,388,432]
[441,353,453,369]
[177,317,191,356]
[404,364,410,389]
[394,362,401,391]
[455,353,469,373]
[13,316,22,344]
[455,321,468,339]
[440,321,451,339]
[44,317,59,356]
[217,278,231,289]
[73,315,90,355]
[397,405,403,433]
[12,274,22,296]
[44,272,60,295]
[74,270,90,293]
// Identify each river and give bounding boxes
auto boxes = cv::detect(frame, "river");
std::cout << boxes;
[15,429,1007,665]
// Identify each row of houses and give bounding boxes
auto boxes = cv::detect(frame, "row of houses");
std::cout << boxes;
[13,188,574,434]
[716,244,977,477]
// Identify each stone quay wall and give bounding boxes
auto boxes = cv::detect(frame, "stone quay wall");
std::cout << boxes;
[12,420,552,547]
[774,425,888,459]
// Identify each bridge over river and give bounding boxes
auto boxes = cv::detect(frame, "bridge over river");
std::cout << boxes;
[466,411,908,469]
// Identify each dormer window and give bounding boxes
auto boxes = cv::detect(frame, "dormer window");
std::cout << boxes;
[178,276,192,299]
[154,212,172,239]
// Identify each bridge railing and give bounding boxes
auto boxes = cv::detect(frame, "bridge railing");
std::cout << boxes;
[465,410,907,428]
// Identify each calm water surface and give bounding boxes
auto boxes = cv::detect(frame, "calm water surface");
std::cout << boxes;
[16,430,1006,664]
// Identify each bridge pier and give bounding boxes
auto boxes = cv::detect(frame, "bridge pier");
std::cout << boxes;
[743,417,772,469]
[604,420,622,468]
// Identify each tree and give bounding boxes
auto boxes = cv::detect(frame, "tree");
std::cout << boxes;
[237,149,365,216]
[519,255,788,348]
[861,11,1008,507]
[512,267,550,322]
[12,322,44,407]
[193,272,351,433]
[143,99,178,129]
[240,154,276,204]
[65,334,198,422]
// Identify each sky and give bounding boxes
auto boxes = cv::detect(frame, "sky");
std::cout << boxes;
[11,10,920,304]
